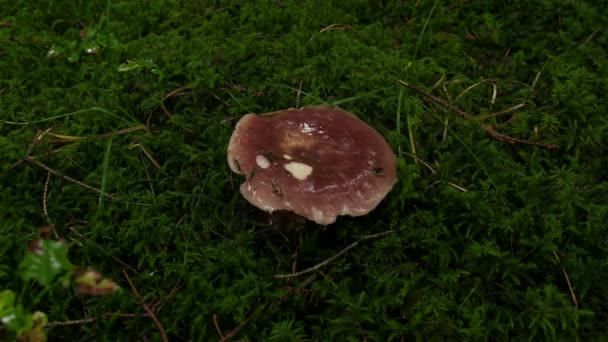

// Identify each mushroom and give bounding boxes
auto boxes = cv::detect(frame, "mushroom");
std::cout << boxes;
[227,105,397,225]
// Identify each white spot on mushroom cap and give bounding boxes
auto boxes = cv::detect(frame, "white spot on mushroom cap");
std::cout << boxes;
[283,154,292,160]
[256,155,270,169]
[284,162,313,180]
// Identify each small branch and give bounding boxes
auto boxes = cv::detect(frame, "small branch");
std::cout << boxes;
[123,271,169,342]
[214,275,317,341]
[158,85,192,118]
[46,313,151,327]
[163,84,192,101]
[150,281,181,314]
[399,80,471,119]
[46,317,97,327]
[11,128,52,169]
[25,157,114,198]
[398,80,559,150]
[42,170,60,239]
[43,170,52,225]
[319,23,352,33]
[219,303,269,342]
[274,230,393,279]
[213,314,225,339]
[481,124,559,150]
[446,181,468,192]
[552,251,579,310]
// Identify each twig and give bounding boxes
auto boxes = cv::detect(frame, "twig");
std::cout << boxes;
[213,314,225,339]
[481,125,559,150]
[219,303,269,342]
[122,271,169,342]
[158,85,192,118]
[43,170,52,224]
[552,251,579,309]
[214,274,317,341]
[25,157,114,198]
[150,280,182,313]
[11,128,52,169]
[319,23,352,33]
[397,80,560,150]
[46,313,152,327]
[274,230,393,279]
[163,84,192,101]
[399,80,471,119]
[42,170,60,239]
[46,317,98,327]
[446,181,468,192]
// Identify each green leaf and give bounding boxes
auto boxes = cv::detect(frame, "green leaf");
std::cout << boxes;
[19,240,74,287]
[0,290,33,335]
[117,60,140,72]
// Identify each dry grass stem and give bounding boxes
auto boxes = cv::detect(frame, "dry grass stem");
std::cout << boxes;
[473,103,526,121]
[401,152,437,174]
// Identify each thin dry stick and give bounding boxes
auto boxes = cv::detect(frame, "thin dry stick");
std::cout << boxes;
[163,84,192,101]
[122,271,169,342]
[219,303,269,342]
[399,80,472,119]
[552,251,579,310]
[214,275,317,341]
[398,80,560,150]
[157,85,192,119]
[319,23,352,33]
[11,128,53,169]
[150,281,182,314]
[213,314,225,339]
[25,157,114,198]
[274,230,393,279]
[43,170,52,224]
[446,181,468,192]
[46,313,152,327]
[481,125,559,149]
[46,317,97,327]
[42,170,60,239]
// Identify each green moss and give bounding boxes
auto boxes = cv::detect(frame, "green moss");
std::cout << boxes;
[1,0,607,339]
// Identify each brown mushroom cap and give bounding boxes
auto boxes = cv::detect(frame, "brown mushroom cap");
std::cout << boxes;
[227,105,397,225]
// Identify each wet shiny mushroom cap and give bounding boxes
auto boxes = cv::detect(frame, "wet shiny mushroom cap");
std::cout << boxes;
[227,105,397,225]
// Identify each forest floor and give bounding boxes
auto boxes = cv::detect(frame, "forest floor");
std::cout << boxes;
[1,0,607,340]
